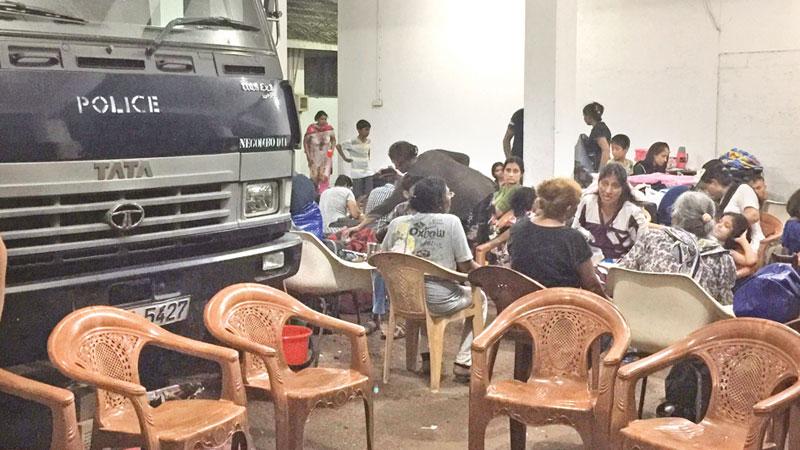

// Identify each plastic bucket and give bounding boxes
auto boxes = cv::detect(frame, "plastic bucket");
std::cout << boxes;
[282,325,312,365]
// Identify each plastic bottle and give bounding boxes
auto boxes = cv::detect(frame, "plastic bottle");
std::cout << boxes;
[676,146,688,169]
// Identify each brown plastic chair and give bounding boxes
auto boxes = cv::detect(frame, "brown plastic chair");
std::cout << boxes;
[758,212,784,268]
[468,266,544,450]
[469,287,630,450]
[611,318,800,450]
[47,306,249,450]
[368,252,485,392]
[204,283,374,450]
[0,369,81,450]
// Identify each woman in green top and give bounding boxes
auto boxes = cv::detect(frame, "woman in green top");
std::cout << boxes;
[492,156,524,218]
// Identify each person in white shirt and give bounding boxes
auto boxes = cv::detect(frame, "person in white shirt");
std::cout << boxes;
[319,175,362,234]
[337,119,372,199]
[698,160,764,249]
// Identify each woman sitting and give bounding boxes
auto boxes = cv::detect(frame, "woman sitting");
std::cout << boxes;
[619,191,736,305]
[632,141,670,175]
[381,177,487,382]
[476,186,536,266]
[492,156,524,218]
[508,178,606,297]
[713,212,757,279]
[573,162,648,261]
[782,188,800,254]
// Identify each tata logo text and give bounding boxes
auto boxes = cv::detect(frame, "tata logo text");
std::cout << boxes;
[94,161,153,180]
[77,95,160,114]
[106,203,145,231]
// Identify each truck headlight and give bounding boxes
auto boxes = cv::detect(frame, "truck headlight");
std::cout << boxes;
[244,181,279,217]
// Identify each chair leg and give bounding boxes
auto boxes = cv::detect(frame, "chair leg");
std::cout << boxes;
[285,404,312,450]
[382,312,396,384]
[468,409,490,450]
[510,340,530,450]
[426,319,447,392]
[638,376,648,419]
[363,394,375,450]
[405,320,420,372]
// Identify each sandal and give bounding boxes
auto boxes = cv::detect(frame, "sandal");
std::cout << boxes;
[380,325,406,340]
[363,322,380,335]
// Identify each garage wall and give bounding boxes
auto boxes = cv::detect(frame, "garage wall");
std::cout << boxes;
[338,0,525,178]
[577,0,800,199]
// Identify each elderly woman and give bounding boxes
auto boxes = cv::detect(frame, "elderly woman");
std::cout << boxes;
[619,191,736,305]
[381,176,487,382]
[508,177,606,297]
[573,162,648,260]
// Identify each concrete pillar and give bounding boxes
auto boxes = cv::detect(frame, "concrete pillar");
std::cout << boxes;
[524,0,578,183]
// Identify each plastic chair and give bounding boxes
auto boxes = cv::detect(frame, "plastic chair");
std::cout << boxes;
[0,369,81,450]
[468,288,630,450]
[467,266,544,450]
[47,306,249,450]
[758,212,785,268]
[283,230,373,325]
[765,200,790,225]
[607,267,734,417]
[204,283,374,450]
[368,252,485,392]
[611,318,800,450]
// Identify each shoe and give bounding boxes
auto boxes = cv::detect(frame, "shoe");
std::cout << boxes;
[420,352,431,375]
[380,325,406,340]
[363,321,380,335]
[453,363,471,383]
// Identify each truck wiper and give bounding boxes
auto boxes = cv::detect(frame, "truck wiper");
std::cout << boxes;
[0,1,86,24]
[146,16,259,56]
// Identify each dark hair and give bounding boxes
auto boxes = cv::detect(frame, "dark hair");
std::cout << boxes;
[408,177,447,213]
[388,141,419,162]
[509,186,536,218]
[611,134,630,150]
[334,175,353,187]
[720,212,751,250]
[641,142,669,173]
[356,119,371,130]
[314,110,328,121]
[788,189,800,219]
[582,102,604,122]
[699,159,733,187]
[536,177,582,220]
[400,174,424,192]
[598,162,634,207]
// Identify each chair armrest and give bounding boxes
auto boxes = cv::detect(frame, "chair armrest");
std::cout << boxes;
[753,382,800,416]
[210,331,278,360]
[298,307,367,337]
[616,344,692,381]
[0,369,74,409]
[426,265,469,284]
[153,332,245,405]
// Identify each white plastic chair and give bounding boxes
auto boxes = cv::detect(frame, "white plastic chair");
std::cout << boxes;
[607,267,734,416]
[283,231,374,365]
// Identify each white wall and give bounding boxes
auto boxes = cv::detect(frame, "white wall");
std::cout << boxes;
[338,0,525,178]
[576,0,800,199]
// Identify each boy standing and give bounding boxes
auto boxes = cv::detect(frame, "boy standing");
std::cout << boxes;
[338,119,372,199]
[609,134,634,174]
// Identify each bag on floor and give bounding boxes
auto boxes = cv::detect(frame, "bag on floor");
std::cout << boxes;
[733,263,800,323]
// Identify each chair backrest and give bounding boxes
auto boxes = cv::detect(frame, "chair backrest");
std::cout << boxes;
[607,267,733,354]
[765,200,790,225]
[761,212,784,238]
[205,283,308,384]
[487,288,630,383]
[47,306,164,429]
[284,231,372,295]
[0,237,7,321]
[675,318,800,428]
[368,252,460,318]
[467,266,544,314]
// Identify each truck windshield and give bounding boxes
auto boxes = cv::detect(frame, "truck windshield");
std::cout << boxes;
[0,0,271,51]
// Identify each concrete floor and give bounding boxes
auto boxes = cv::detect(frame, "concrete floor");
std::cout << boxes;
[244,313,668,450]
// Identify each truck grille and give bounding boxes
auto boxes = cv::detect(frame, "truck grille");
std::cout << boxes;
[0,183,233,258]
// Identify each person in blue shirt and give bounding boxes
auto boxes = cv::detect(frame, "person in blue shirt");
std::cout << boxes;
[782,188,800,254]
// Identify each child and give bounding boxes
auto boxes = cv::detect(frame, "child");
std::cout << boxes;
[337,119,372,199]
[609,134,634,174]
[714,212,757,278]
[783,188,800,254]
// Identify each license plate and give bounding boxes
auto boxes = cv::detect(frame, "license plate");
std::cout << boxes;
[127,296,191,326]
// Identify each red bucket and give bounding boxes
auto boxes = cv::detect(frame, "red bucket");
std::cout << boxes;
[282,325,312,365]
